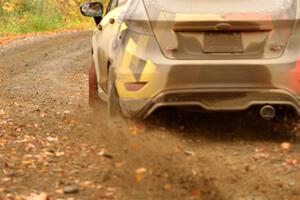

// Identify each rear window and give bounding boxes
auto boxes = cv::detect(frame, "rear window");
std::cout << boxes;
[149,0,294,14]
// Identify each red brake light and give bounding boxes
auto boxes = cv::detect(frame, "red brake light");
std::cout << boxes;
[125,82,147,91]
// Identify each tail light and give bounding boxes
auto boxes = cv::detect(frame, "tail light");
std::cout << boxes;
[287,57,300,92]
[125,82,147,91]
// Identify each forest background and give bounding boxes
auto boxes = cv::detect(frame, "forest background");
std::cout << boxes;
[0,0,107,36]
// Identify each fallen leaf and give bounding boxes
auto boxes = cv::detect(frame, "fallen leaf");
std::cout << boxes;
[135,168,147,183]
[130,120,145,136]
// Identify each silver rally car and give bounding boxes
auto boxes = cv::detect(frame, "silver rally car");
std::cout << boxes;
[81,0,300,128]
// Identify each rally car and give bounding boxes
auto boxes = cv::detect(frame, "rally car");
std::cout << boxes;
[81,0,300,125]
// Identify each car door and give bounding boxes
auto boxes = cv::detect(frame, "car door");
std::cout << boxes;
[92,0,121,94]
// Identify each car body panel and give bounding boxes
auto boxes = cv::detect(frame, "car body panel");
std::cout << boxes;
[90,0,300,118]
[92,5,124,94]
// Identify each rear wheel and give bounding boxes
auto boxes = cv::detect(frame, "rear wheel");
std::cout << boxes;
[108,67,124,125]
[270,110,299,136]
[107,71,145,129]
[256,106,299,139]
[89,61,101,107]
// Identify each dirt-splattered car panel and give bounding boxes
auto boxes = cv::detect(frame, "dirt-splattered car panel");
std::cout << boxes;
[83,0,300,120]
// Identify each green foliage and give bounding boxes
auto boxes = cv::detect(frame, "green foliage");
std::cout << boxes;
[1,14,64,34]
[0,0,94,35]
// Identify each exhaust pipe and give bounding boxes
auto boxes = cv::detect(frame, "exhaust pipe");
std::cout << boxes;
[260,105,276,120]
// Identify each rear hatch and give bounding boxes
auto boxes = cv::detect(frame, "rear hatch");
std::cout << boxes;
[143,0,298,59]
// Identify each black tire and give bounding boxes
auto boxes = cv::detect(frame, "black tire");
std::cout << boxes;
[89,61,101,107]
[264,106,299,140]
[269,116,299,136]
[108,67,124,125]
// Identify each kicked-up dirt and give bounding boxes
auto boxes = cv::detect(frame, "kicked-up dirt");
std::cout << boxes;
[0,31,299,200]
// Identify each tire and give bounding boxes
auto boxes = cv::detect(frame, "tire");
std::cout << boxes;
[270,116,299,136]
[89,61,101,107]
[108,67,124,125]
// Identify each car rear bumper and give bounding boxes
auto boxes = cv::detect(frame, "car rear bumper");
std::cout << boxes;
[114,31,300,118]
[119,88,300,118]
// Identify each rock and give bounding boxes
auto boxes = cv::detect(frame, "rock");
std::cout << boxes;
[180,125,185,131]
[281,142,292,152]
[184,150,195,156]
[284,159,298,166]
[253,152,270,161]
[237,196,265,200]
[46,137,58,142]
[63,186,79,194]
[22,193,49,200]
[100,170,112,182]
[233,152,240,156]
[55,189,63,194]
[1,177,12,182]
[64,110,71,115]
[97,149,114,159]
[230,166,239,172]
[4,171,17,177]
[288,180,297,187]
[164,184,172,191]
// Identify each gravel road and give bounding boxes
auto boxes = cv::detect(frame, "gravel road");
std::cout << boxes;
[0,31,299,200]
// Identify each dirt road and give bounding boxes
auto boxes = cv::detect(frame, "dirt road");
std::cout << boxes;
[0,32,299,200]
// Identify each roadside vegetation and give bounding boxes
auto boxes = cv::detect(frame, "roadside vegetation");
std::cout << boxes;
[0,0,98,36]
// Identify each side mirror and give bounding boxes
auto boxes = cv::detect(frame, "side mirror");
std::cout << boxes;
[80,2,103,18]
